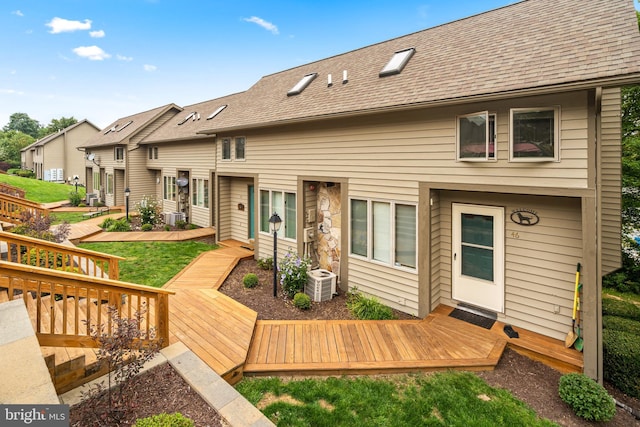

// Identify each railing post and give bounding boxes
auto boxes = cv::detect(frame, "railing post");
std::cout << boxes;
[157,294,170,348]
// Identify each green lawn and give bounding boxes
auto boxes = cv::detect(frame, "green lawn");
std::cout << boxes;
[0,173,85,203]
[236,372,557,427]
[50,210,122,224]
[77,241,218,288]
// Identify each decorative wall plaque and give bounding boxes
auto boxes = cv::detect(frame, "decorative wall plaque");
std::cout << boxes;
[510,209,539,226]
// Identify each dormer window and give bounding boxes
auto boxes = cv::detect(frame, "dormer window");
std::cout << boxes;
[287,73,317,96]
[207,105,227,120]
[379,48,415,77]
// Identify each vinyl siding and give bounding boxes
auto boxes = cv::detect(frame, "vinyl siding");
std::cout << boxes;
[217,91,590,189]
[430,191,442,311]
[146,140,215,227]
[42,138,65,178]
[600,87,622,274]
[437,191,583,340]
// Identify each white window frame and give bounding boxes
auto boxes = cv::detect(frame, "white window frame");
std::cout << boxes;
[163,176,176,201]
[221,138,231,160]
[114,146,125,161]
[456,111,497,161]
[106,173,114,195]
[259,189,296,240]
[349,198,417,271]
[191,178,209,208]
[509,107,560,162]
[148,146,158,160]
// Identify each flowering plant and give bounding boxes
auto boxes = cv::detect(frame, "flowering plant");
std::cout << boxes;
[136,195,161,226]
[278,251,311,299]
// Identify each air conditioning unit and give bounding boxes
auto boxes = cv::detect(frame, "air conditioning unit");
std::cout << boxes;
[163,212,185,226]
[305,269,337,302]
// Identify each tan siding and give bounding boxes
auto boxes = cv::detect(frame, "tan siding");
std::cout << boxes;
[217,91,590,189]
[127,147,155,207]
[438,191,582,340]
[65,123,100,185]
[43,138,65,180]
[131,111,177,144]
[218,178,231,240]
[430,191,442,311]
[600,87,622,274]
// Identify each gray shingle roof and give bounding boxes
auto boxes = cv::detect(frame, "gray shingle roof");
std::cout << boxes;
[195,0,640,133]
[81,104,182,148]
[141,92,246,144]
[20,119,99,151]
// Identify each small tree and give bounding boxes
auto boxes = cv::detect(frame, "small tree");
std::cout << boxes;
[81,305,160,424]
[11,210,70,243]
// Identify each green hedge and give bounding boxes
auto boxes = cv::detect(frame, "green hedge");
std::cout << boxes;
[603,315,640,336]
[602,297,640,320]
[133,412,194,427]
[603,328,640,399]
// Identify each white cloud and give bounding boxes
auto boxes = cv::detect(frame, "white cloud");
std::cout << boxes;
[46,17,92,34]
[144,64,157,72]
[89,30,105,38]
[72,45,111,61]
[12,10,24,17]
[117,54,133,62]
[0,89,25,95]
[243,16,279,35]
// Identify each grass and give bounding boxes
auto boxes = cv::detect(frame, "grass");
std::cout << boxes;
[77,241,218,288]
[603,287,640,305]
[50,210,122,224]
[236,372,557,427]
[0,173,85,203]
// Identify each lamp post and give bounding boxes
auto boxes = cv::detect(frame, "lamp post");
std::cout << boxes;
[124,187,131,221]
[269,212,282,297]
[73,175,79,193]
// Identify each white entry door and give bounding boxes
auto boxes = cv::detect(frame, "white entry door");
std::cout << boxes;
[452,203,505,313]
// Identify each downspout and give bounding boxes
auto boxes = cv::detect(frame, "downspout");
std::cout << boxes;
[595,87,604,383]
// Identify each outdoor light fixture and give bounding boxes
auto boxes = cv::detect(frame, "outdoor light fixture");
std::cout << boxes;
[73,175,79,193]
[124,187,131,221]
[269,212,282,297]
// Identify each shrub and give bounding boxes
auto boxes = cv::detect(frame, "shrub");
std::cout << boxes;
[11,210,69,243]
[68,191,83,207]
[174,220,187,230]
[100,217,116,229]
[137,195,162,226]
[558,373,616,422]
[164,225,171,231]
[243,273,259,288]
[602,297,640,320]
[257,257,273,270]
[603,328,640,398]
[293,292,311,310]
[603,314,640,336]
[278,251,311,299]
[22,248,64,269]
[346,289,395,320]
[187,223,197,230]
[133,412,194,427]
[106,218,131,232]
[141,223,153,232]
[78,203,86,208]
[13,169,35,178]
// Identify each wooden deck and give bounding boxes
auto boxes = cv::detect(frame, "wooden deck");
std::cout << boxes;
[163,246,256,383]
[244,315,506,376]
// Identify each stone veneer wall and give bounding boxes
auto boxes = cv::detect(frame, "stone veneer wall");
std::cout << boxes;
[317,183,341,278]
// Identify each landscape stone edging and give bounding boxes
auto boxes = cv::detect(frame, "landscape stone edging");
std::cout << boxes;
[60,342,274,427]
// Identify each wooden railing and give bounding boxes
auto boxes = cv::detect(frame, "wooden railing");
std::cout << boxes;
[0,261,174,349]
[0,231,124,280]
[0,183,26,198]
[0,193,48,225]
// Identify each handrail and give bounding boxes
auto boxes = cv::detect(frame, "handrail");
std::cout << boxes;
[0,193,49,225]
[0,261,174,349]
[0,183,26,199]
[0,230,124,280]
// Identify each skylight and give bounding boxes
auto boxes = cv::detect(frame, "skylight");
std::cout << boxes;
[379,48,415,77]
[287,73,318,96]
[116,120,133,132]
[178,112,197,125]
[206,105,227,120]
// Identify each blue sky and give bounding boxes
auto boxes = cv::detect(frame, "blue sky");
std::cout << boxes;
[0,1,598,129]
